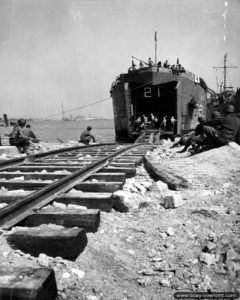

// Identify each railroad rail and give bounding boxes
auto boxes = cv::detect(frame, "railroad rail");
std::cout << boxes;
[0,143,154,229]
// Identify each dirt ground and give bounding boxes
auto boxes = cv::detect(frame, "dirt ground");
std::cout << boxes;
[0,141,240,300]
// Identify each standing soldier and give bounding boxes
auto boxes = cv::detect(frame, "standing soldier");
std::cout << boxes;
[161,116,167,131]
[170,116,177,132]
[148,58,153,66]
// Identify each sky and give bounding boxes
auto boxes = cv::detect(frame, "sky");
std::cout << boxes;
[0,0,239,119]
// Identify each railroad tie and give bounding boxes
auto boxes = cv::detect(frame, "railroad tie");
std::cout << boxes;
[23,208,100,233]
[56,192,114,212]
[6,227,88,259]
[0,268,57,300]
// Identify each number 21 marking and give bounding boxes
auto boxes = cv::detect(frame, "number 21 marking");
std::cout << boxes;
[144,87,151,98]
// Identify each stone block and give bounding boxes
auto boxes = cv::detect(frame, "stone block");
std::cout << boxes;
[163,194,184,209]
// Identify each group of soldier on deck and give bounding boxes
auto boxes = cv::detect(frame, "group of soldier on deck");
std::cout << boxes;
[129,57,185,75]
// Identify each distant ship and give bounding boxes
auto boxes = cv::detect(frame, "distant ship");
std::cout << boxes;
[110,56,213,142]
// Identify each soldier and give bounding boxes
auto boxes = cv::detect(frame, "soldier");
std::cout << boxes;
[161,116,167,131]
[170,116,177,132]
[203,104,240,147]
[9,119,31,154]
[79,126,96,145]
[148,58,153,66]
[178,115,206,153]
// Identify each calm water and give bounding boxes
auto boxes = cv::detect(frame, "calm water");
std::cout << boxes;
[25,119,115,143]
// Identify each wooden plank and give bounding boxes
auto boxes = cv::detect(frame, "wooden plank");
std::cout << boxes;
[55,154,107,158]
[90,172,126,183]
[117,156,143,164]
[38,158,98,162]
[56,192,113,212]
[114,158,140,163]
[144,156,190,190]
[100,167,136,178]
[0,267,57,300]
[23,208,100,232]
[119,155,143,158]
[0,172,66,180]
[109,162,136,168]
[0,180,47,190]
[127,152,147,156]
[7,165,81,172]
[6,227,87,259]
[25,162,86,166]
[74,181,123,192]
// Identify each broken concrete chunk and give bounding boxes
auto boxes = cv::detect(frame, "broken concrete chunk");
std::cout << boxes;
[160,278,170,287]
[166,227,175,236]
[113,190,140,212]
[38,253,51,267]
[226,248,239,262]
[199,253,218,265]
[149,181,169,196]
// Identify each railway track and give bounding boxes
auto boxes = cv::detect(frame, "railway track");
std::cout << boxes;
[134,129,160,144]
[0,143,156,299]
[0,142,155,298]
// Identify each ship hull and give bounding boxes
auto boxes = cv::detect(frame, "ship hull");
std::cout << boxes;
[111,66,209,142]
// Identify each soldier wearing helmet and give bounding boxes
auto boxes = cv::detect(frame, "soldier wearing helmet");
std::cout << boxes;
[79,126,96,145]
[18,118,26,126]
[203,104,240,147]
[9,118,30,154]
[177,115,207,153]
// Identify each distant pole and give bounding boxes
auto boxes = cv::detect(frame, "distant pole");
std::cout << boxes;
[61,101,64,121]
[3,114,9,127]
[223,54,227,92]
[154,31,157,64]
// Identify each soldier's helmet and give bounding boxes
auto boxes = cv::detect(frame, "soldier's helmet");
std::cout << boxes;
[18,118,26,126]
[224,104,235,113]
[198,115,206,123]
[211,111,221,119]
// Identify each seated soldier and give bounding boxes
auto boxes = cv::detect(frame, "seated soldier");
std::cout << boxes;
[9,119,31,154]
[203,104,240,148]
[22,124,39,142]
[177,115,206,153]
[79,126,96,145]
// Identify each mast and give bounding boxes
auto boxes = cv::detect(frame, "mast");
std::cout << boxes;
[223,54,227,91]
[213,54,237,92]
[154,31,157,64]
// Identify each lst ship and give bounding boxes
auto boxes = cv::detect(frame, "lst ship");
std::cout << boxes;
[110,58,213,142]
